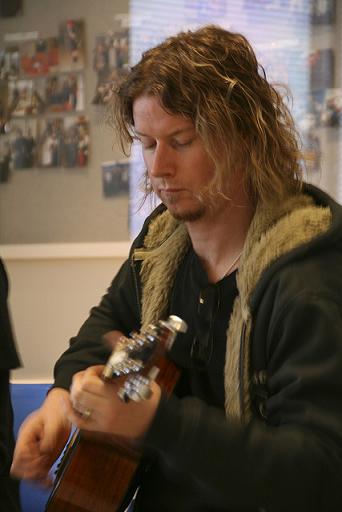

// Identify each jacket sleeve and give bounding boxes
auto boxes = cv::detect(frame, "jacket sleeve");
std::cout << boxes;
[0,258,21,370]
[52,205,167,390]
[142,289,342,512]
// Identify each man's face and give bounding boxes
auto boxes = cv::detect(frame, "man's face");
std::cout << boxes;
[132,95,216,222]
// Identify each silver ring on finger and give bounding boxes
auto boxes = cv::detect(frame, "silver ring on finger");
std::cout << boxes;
[80,408,92,420]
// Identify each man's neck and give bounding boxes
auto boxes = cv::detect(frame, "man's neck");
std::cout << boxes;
[186,198,254,283]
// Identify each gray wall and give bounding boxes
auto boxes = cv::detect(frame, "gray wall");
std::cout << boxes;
[0,0,130,244]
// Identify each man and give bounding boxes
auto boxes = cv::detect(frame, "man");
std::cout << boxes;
[12,25,342,511]
[0,258,21,511]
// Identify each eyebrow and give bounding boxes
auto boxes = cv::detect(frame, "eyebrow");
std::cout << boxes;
[134,127,195,138]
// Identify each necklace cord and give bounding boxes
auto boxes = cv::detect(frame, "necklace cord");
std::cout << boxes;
[221,251,242,279]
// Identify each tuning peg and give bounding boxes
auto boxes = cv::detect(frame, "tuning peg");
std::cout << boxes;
[165,315,188,333]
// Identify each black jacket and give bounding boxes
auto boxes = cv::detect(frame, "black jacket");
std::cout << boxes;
[0,258,21,512]
[54,185,342,511]
[0,259,20,370]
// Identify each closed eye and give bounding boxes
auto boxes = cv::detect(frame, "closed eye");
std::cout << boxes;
[134,136,156,150]
[170,138,195,149]
[143,142,156,150]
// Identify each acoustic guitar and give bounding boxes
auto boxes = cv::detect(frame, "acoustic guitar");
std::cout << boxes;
[45,315,187,512]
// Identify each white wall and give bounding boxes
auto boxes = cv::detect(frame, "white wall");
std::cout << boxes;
[5,254,126,382]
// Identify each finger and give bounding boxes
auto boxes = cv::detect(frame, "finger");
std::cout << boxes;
[18,463,50,482]
[71,367,106,399]
[12,424,46,477]
[69,370,86,394]
[71,378,121,416]
[39,414,71,456]
[61,396,95,429]
[14,413,43,450]
[83,365,107,383]
[11,452,51,481]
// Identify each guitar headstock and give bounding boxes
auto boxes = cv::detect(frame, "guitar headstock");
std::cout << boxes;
[102,315,187,403]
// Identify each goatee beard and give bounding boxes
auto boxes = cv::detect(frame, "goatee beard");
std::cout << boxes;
[168,205,206,222]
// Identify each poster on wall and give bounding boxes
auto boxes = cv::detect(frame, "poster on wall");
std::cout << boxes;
[63,115,89,167]
[5,76,85,118]
[44,73,84,113]
[0,136,11,183]
[0,46,20,79]
[311,0,336,25]
[8,118,37,169]
[37,117,64,167]
[0,0,23,18]
[7,79,45,116]
[309,48,334,93]
[36,115,89,168]
[0,79,8,133]
[307,47,335,128]
[102,160,129,198]
[321,89,342,127]
[20,38,59,76]
[92,27,129,105]
[58,20,85,72]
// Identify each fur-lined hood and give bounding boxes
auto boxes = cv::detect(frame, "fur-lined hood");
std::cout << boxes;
[133,184,340,422]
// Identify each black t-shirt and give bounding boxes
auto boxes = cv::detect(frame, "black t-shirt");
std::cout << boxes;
[134,248,238,511]
[169,247,238,408]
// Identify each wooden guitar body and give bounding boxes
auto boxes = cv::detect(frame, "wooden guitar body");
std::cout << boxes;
[45,432,141,512]
[46,317,184,512]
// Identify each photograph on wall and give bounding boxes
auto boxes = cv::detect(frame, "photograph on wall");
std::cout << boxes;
[309,48,334,94]
[8,118,37,169]
[311,0,336,25]
[298,112,322,176]
[0,0,23,18]
[302,129,321,175]
[7,79,45,116]
[321,89,342,128]
[58,20,85,72]
[0,46,20,80]
[36,117,64,167]
[305,92,324,130]
[0,135,11,183]
[102,160,129,198]
[44,73,84,113]
[92,27,129,105]
[20,37,59,76]
[36,115,89,168]
[0,79,8,133]
[63,115,89,168]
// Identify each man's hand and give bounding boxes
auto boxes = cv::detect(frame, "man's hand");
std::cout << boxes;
[65,365,161,442]
[11,388,72,487]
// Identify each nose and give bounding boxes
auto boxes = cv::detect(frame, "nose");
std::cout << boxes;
[148,142,175,178]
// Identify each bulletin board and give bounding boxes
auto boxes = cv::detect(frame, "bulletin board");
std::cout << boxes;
[0,0,132,247]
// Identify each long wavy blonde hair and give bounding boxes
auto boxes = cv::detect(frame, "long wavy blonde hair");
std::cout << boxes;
[111,25,303,206]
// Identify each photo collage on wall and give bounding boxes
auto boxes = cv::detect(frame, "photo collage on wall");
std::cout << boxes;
[0,19,89,184]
